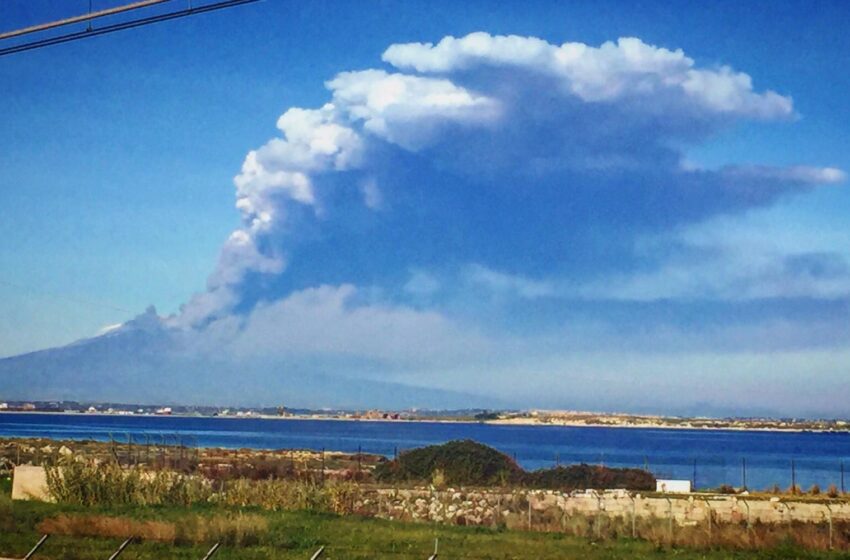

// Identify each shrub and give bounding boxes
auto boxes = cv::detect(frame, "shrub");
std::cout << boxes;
[374,440,523,486]
[809,484,821,495]
[827,484,840,498]
[523,464,655,491]
[44,457,360,514]
[213,478,360,514]
[431,468,447,488]
[373,440,655,491]
[45,458,211,506]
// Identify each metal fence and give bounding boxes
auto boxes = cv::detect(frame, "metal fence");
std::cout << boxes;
[13,535,442,560]
[5,433,850,493]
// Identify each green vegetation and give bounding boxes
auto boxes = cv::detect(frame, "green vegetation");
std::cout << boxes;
[4,459,850,557]
[374,440,655,490]
[2,495,850,559]
[37,512,269,546]
[44,457,361,512]
[374,440,524,486]
[524,463,655,491]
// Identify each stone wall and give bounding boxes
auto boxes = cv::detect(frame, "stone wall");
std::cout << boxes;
[11,465,847,529]
[355,487,850,528]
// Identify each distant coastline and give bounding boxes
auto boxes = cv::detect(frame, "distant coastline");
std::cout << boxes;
[1,404,848,434]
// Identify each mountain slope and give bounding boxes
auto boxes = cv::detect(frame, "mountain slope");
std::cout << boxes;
[0,307,489,409]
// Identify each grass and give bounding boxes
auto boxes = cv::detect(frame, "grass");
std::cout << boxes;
[2,483,850,560]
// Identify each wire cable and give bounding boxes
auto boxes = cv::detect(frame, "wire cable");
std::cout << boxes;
[0,0,262,57]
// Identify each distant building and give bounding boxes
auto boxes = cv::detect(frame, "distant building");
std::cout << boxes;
[155,407,172,415]
[656,479,692,493]
[0,403,8,410]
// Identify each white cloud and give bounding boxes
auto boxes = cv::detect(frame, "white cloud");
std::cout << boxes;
[404,269,441,296]
[577,253,850,302]
[723,165,847,185]
[464,264,554,299]
[383,33,793,120]
[177,31,841,327]
[220,284,492,365]
[327,69,499,150]
[359,177,383,210]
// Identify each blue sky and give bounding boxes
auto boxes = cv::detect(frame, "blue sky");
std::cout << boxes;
[1,0,849,415]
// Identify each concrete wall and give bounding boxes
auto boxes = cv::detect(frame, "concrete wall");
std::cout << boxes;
[11,465,52,502]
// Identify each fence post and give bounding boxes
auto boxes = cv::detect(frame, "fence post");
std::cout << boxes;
[596,490,605,540]
[825,503,833,550]
[628,493,637,538]
[740,497,751,529]
[22,534,49,560]
[841,461,845,494]
[692,458,697,490]
[201,542,221,560]
[791,458,796,493]
[427,537,439,560]
[664,496,673,545]
[107,538,133,560]
[109,432,117,462]
[701,497,712,543]
[741,457,747,489]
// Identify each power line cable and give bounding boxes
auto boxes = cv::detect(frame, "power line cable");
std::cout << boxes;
[0,0,262,57]
[0,0,171,41]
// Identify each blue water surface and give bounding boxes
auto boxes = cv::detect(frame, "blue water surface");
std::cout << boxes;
[1,413,848,491]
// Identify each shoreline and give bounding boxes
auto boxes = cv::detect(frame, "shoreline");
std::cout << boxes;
[1,410,848,435]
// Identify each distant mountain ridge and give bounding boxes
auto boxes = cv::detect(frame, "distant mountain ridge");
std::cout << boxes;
[0,307,488,409]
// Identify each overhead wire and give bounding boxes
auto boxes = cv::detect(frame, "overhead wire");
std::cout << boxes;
[0,0,262,57]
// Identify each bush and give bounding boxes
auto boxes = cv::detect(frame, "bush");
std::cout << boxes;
[45,458,211,507]
[373,440,655,491]
[44,457,360,514]
[374,440,523,486]
[216,478,360,514]
[523,464,655,491]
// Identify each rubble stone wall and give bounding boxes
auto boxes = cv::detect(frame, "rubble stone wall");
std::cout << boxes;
[355,487,850,528]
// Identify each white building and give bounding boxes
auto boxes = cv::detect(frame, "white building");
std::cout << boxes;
[656,479,692,493]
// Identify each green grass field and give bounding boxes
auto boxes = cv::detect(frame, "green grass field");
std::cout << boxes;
[1,477,849,560]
